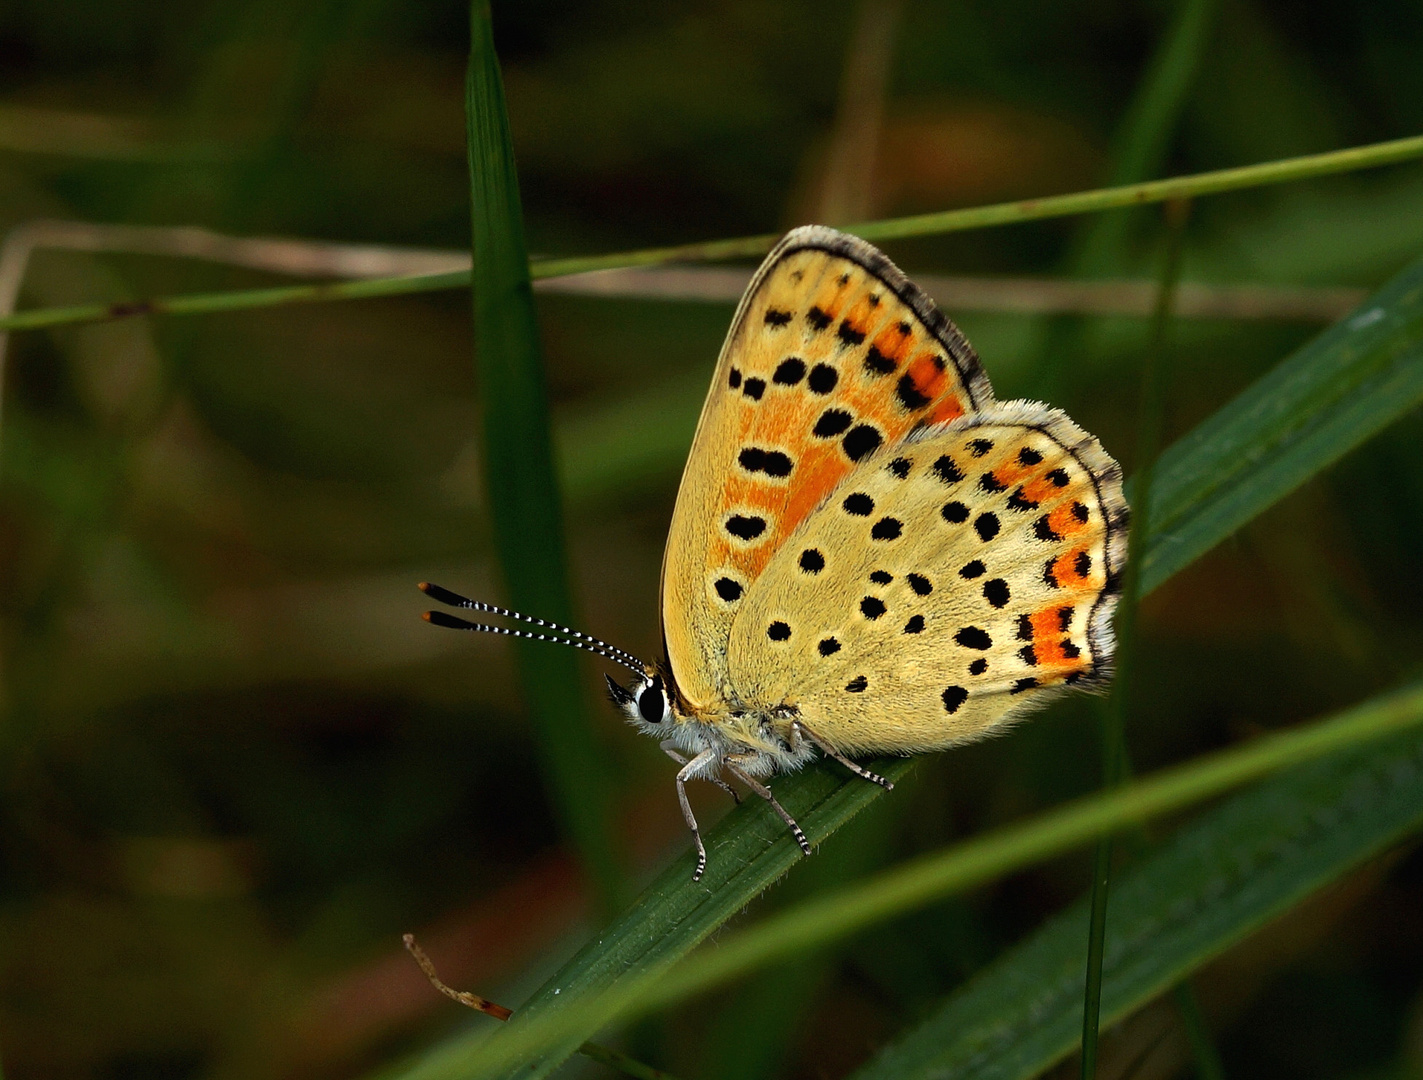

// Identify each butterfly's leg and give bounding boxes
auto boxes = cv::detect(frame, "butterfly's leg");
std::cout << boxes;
[676,748,719,881]
[723,760,812,857]
[661,741,741,803]
[792,721,894,790]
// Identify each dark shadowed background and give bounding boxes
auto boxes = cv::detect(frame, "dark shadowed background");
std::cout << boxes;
[1,2,1422,1079]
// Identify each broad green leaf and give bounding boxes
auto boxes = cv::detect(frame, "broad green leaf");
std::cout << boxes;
[427,684,1423,1080]
[425,247,1423,1079]
[849,725,1423,1080]
[465,1,619,904]
[1142,253,1423,592]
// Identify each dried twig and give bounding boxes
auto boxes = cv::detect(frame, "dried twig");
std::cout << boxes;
[401,934,677,1080]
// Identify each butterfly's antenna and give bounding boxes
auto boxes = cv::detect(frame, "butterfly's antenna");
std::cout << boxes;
[419,582,646,670]
[419,582,649,678]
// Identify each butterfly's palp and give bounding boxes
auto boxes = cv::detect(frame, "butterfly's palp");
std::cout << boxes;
[418,582,648,674]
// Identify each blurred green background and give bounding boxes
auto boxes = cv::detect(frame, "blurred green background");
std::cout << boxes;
[1,1,1422,1079]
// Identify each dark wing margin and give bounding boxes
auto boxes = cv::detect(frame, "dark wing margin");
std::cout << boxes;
[759,225,995,414]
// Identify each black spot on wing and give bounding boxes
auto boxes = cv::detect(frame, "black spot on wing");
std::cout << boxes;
[864,345,897,374]
[969,438,994,457]
[941,501,969,523]
[813,406,853,438]
[974,513,1000,541]
[818,637,841,656]
[1007,487,1039,511]
[773,357,806,384]
[907,573,932,595]
[1018,447,1043,465]
[983,579,1010,607]
[871,517,902,540]
[846,675,868,693]
[896,374,931,411]
[743,377,766,400]
[799,548,825,573]
[959,560,985,579]
[1011,677,1038,694]
[969,658,987,675]
[764,309,792,326]
[843,493,874,516]
[860,596,887,620]
[767,621,791,641]
[725,515,766,540]
[808,363,838,394]
[714,578,742,602]
[932,455,964,484]
[888,456,912,479]
[813,408,853,438]
[903,615,925,634]
[979,472,1007,494]
[869,570,893,585]
[838,320,866,346]
[728,368,741,388]
[955,626,992,650]
[942,686,968,713]
[807,306,833,330]
[738,447,793,478]
[843,424,883,461]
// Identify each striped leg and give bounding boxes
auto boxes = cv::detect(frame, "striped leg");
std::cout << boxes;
[793,721,893,790]
[675,748,719,881]
[723,759,811,857]
[661,741,741,803]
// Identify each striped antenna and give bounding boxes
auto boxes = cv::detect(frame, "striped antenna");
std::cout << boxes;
[419,583,649,678]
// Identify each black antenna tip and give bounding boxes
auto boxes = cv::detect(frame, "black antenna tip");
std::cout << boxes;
[425,610,476,630]
[419,581,471,608]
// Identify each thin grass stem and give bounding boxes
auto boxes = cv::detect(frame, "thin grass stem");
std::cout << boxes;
[2,134,1421,333]
[1081,197,1190,1078]
[1173,980,1227,1080]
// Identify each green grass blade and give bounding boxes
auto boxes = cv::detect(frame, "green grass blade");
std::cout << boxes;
[381,241,1423,1080]
[1142,252,1423,594]
[465,1,619,906]
[390,756,916,1080]
[1074,0,1220,275]
[425,683,1423,1080]
[3,134,1422,333]
[849,724,1423,1080]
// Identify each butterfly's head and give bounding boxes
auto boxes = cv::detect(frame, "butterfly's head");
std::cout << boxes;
[605,671,674,733]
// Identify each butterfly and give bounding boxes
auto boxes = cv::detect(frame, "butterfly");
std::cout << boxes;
[422,226,1128,880]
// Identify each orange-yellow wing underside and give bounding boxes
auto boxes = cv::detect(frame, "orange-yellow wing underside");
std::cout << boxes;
[661,226,994,712]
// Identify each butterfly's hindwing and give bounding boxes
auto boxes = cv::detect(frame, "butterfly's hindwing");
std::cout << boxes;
[725,404,1127,755]
[662,227,992,711]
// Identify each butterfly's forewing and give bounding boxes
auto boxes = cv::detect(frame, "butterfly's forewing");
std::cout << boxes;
[727,404,1127,753]
[662,227,993,712]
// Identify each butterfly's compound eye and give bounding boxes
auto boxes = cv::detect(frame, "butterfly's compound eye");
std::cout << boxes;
[637,677,666,724]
